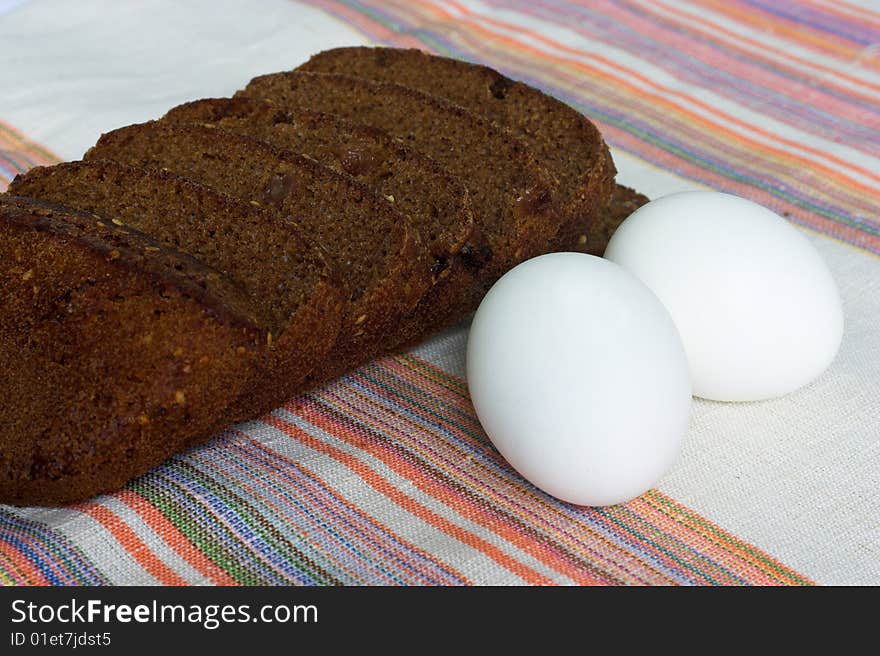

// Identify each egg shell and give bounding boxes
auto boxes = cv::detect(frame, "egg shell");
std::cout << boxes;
[466,253,692,507]
[604,191,844,402]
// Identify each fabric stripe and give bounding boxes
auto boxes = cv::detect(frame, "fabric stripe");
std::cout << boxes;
[0,509,108,585]
[303,0,879,254]
[250,418,527,584]
[810,0,880,28]
[98,495,208,584]
[263,414,559,584]
[193,433,470,584]
[115,490,238,585]
[274,355,811,585]
[646,0,880,97]
[103,433,471,585]
[284,390,619,584]
[0,120,60,190]
[694,0,879,56]
[72,503,188,586]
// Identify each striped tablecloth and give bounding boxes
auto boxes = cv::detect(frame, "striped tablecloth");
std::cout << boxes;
[1,0,877,585]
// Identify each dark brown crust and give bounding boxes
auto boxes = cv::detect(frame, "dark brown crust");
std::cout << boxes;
[0,195,267,331]
[298,47,617,252]
[9,160,334,333]
[586,184,650,256]
[8,161,347,480]
[237,71,562,306]
[0,197,267,505]
[83,122,428,380]
[161,96,486,351]
[163,97,480,270]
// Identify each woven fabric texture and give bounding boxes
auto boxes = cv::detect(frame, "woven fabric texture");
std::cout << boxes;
[1,0,877,585]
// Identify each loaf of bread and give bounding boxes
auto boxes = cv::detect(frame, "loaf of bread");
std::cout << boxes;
[1,47,641,505]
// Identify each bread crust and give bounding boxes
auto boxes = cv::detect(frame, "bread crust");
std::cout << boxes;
[162,97,487,349]
[238,72,563,307]
[587,184,650,256]
[299,47,617,251]
[84,122,429,380]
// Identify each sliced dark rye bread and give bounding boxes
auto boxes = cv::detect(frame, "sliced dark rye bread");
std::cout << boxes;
[161,96,488,346]
[237,71,561,303]
[298,46,617,251]
[8,161,344,412]
[587,184,650,256]
[0,194,271,505]
[82,123,428,379]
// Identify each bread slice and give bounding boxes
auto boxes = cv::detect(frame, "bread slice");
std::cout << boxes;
[588,184,650,256]
[237,71,561,303]
[298,47,617,251]
[8,161,344,406]
[82,123,428,379]
[161,96,488,346]
[0,195,273,505]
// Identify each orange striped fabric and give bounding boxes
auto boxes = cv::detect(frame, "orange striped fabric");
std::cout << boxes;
[0,120,59,190]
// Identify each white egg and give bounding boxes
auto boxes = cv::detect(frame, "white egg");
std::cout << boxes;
[466,253,692,506]
[604,191,843,402]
